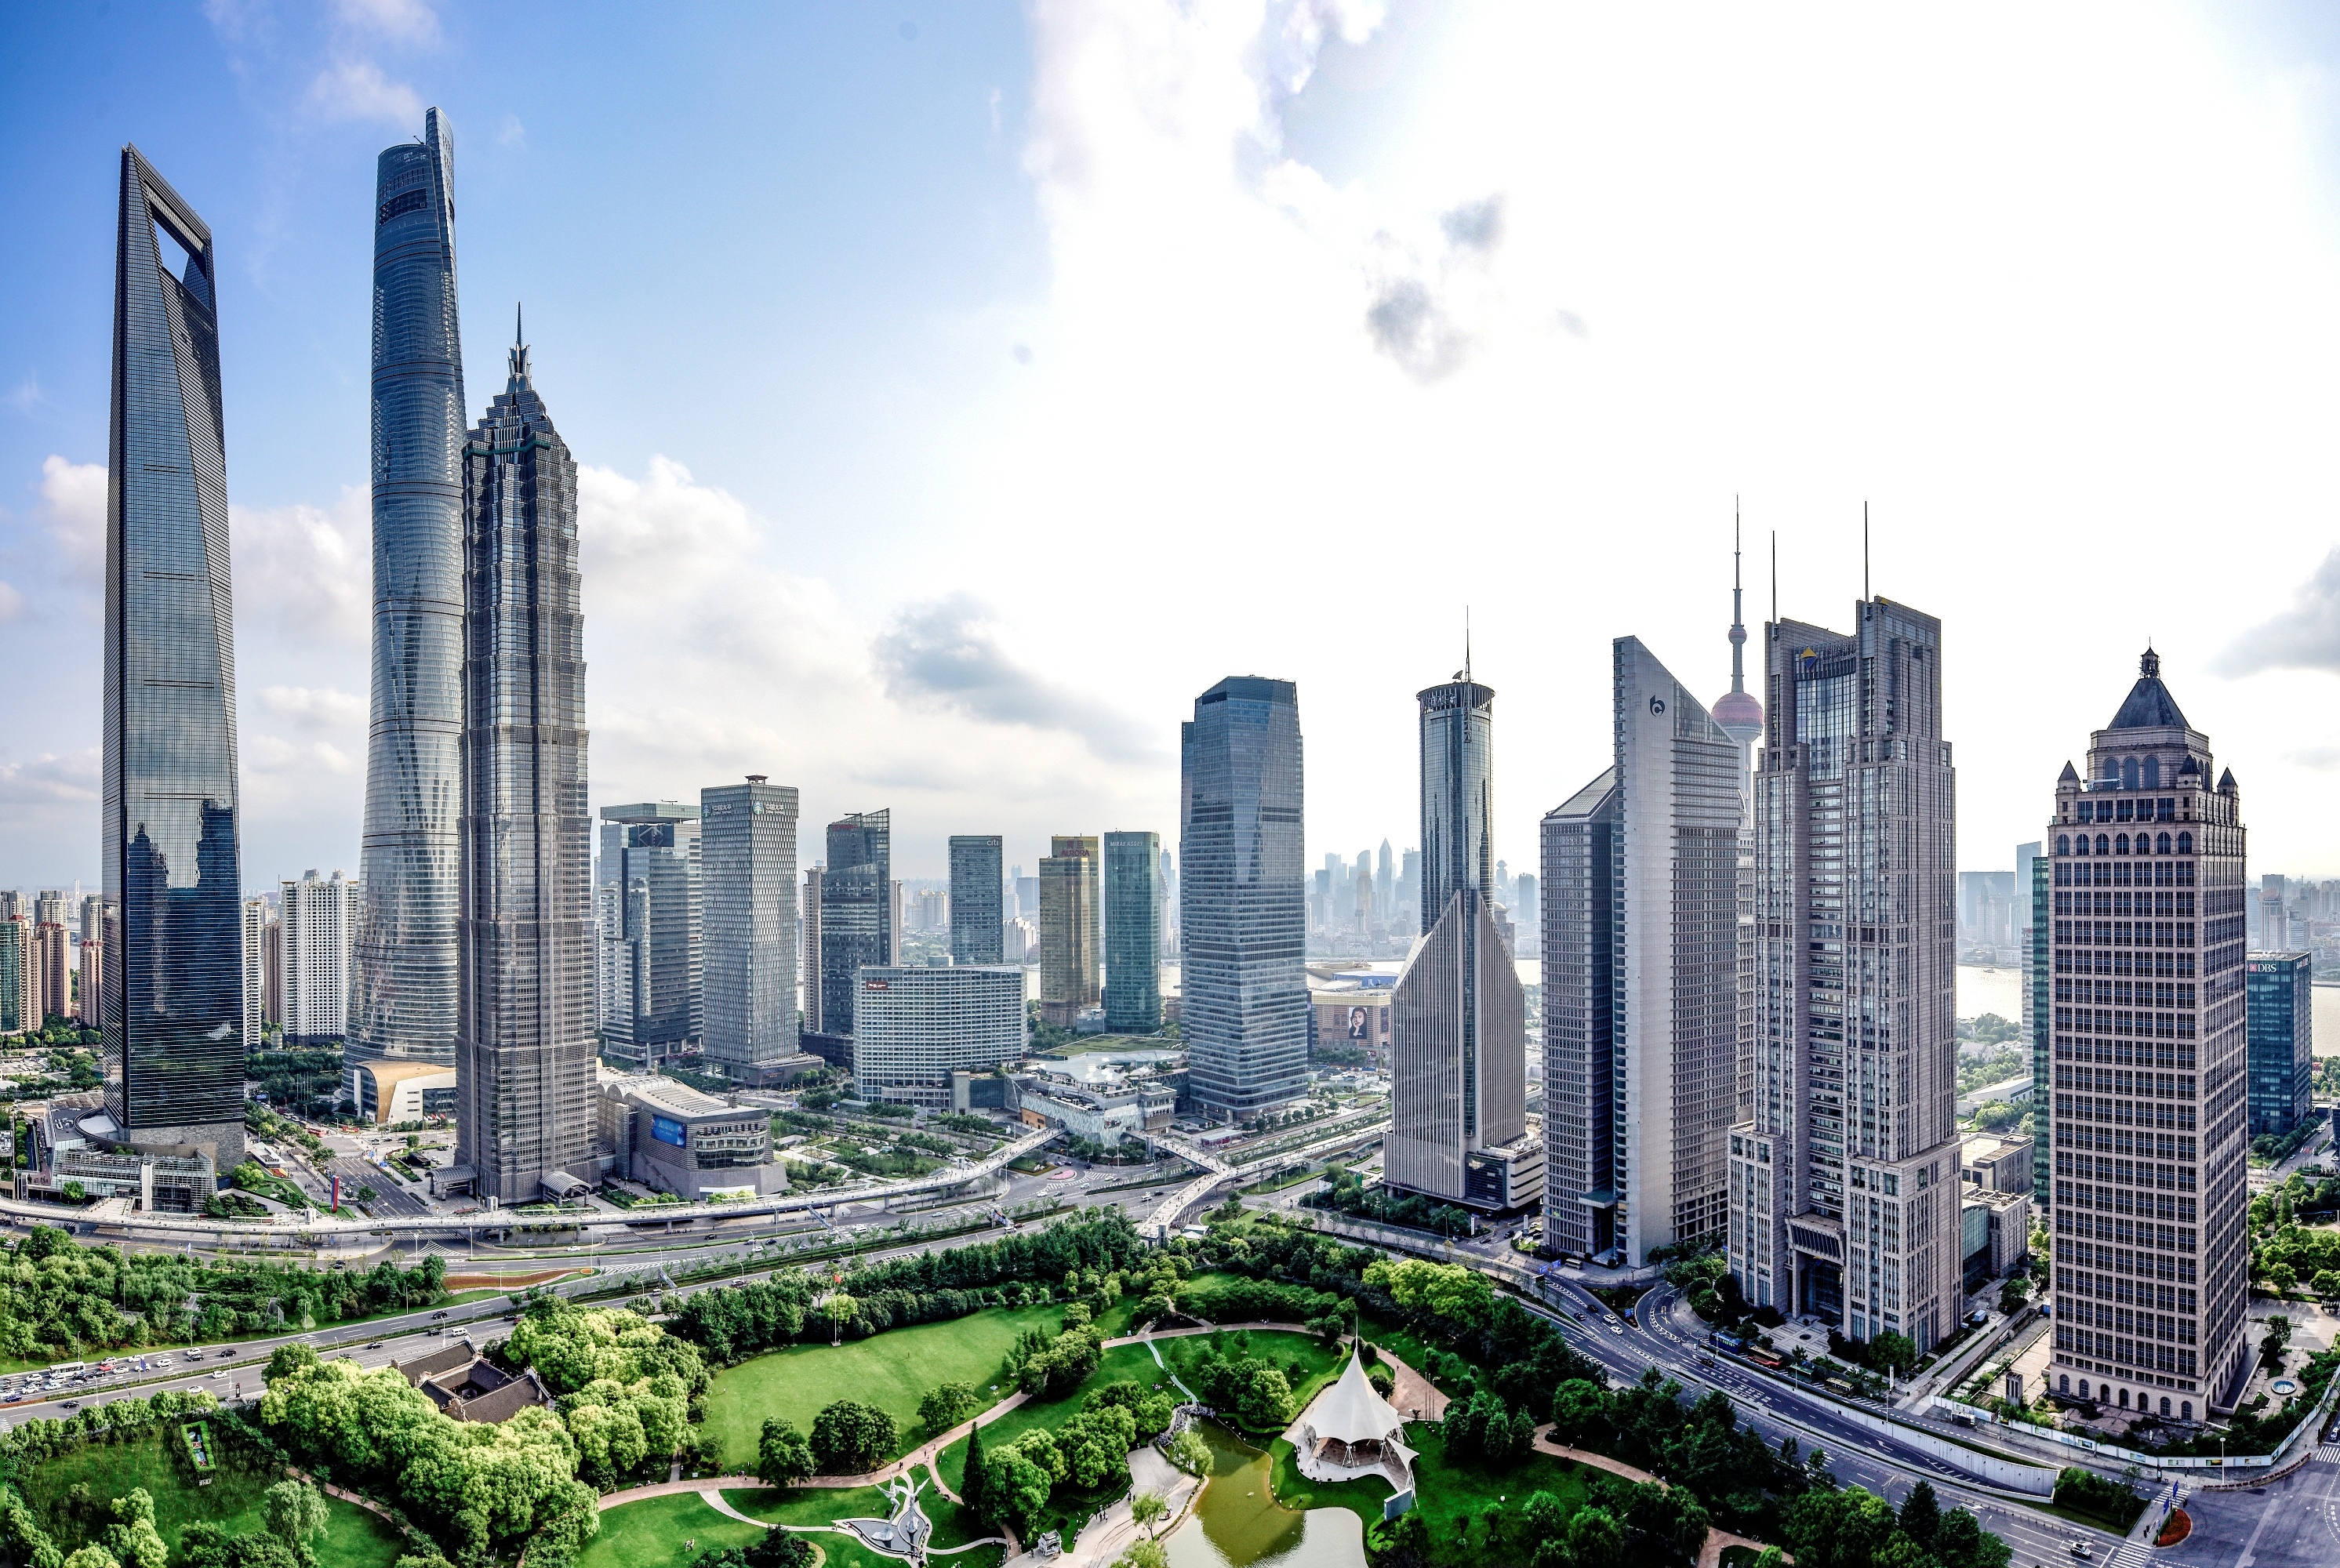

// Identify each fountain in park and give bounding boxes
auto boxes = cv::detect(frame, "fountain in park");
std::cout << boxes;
[841,1473,934,1565]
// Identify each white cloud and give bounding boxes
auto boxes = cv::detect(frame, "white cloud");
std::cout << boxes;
[38,456,105,587]
[0,581,21,623]
[5,373,42,414]
[2218,546,2340,677]
[305,60,425,127]
[260,685,364,731]
[0,750,99,806]
[497,114,525,148]
[331,0,439,45]
[230,485,369,643]
[873,593,1157,761]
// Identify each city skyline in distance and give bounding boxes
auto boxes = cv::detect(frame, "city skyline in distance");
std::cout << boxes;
[18,9,2340,887]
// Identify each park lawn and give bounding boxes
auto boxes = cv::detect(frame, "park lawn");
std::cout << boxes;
[703,1302,1070,1470]
[1349,1423,1598,1548]
[20,1431,408,1568]
[717,1485,1002,1568]
[576,1494,764,1568]
[1159,1329,1350,1436]
[935,1344,1172,1493]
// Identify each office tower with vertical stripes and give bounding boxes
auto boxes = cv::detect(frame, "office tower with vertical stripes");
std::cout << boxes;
[2044,650,2251,1416]
[1181,677,1308,1119]
[1040,835,1101,1027]
[1727,597,1960,1352]
[1103,830,1162,1033]
[453,325,594,1203]
[702,777,800,1073]
[354,108,466,1066]
[948,836,1005,965]
[1544,638,1739,1261]
[819,811,891,1037]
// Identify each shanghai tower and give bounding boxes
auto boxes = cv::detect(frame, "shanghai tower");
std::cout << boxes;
[104,147,247,1182]
[353,108,466,1064]
[455,321,594,1203]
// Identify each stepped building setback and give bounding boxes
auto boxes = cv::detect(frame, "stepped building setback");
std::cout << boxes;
[2044,650,2252,1417]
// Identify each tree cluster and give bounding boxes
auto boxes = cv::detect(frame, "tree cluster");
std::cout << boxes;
[255,1345,599,1568]
[687,1528,812,1568]
[1782,1480,2011,1568]
[1438,1391,1533,1466]
[670,1212,1150,1363]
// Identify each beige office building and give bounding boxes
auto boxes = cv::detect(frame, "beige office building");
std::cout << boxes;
[1040,836,1101,1026]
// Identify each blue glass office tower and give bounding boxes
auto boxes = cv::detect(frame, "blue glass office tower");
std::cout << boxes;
[1103,831,1162,1033]
[455,326,594,1203]
[1180,678,1307,1118]
[104,147,245,1181]
[2245,952,2313,1138]
[353,108,466,1065]
[1418,676,1494,932]
[819,811,892,1037]
[948,835,1004,966]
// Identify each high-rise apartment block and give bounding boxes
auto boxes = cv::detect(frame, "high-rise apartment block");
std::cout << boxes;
[1180,677,1308,1118]
[242,898,268,1050]
[104,145,246,1185]
[1040,835,1101,1027]
[701,777,800,1075]
[819,811,892,1038]
[851,965,1026,1106]
[1390,671,1536,1210]
[280,871,359,1043]
[599,802,701,1065]
[1544,639,1739,1261]
[948,836,1005,965]
[0,918,30,1034]
[801,866,823,1043]
[2044,650,2251,1417]
[454,328,594,1204]
[1103,831,1162,1033]
[2245,952,2313,1138]
[353,109,466,1067]
[33,920,68,1028]
[1728,598,1960,1352]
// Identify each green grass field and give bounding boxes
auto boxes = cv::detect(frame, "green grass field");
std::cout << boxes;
[703,1302,1067,1470]
[576,1493,765,1568]
[722,1477,1001,1568]
[1274,1420,1595,1542]
[19,1431,408,1568]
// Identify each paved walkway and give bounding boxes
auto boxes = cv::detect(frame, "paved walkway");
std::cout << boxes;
[1699,1528,1788,1568]
[1528,1428,1790,1568]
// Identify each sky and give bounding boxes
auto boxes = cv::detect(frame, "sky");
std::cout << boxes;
[11,1,2340,891]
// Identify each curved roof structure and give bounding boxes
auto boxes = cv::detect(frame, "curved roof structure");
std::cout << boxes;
[2106,648,2189,731]
[1306,1348,1407,1445]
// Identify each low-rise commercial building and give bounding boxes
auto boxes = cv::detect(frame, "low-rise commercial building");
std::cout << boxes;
[1016,1077,1176,1148]
[344,1061,458,1124]
[1962,1187,2033,1289]
[20,1095,216,1212]
[1960,1133,2037,1196]
[598,1073,786,1199]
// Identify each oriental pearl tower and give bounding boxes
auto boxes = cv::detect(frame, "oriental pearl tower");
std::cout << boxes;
[1713,516,1765,773]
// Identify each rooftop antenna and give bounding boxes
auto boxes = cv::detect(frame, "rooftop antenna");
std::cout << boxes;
[1465,607,1471,683]
[1769,530,1777,624]
[1862,501,1870,601]
[1728,500,1749,696]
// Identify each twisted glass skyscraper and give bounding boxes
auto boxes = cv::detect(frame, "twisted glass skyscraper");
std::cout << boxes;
[354,107,466,1064]
[104,147,246,1181]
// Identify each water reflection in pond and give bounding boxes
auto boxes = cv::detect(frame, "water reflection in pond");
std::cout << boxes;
[1162,1421,1366,1568]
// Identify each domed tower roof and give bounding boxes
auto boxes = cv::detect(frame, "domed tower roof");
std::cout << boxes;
[2107,647,2189,731]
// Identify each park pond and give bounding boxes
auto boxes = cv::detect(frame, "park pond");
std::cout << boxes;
[1162,1422,1364,1568]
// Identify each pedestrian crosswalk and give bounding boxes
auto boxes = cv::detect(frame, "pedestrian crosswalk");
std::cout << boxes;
[2316,1443,2340,1464]
[2106,1542,2149,1568]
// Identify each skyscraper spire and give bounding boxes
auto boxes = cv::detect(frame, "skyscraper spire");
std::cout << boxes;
[509,302,529,384]
[1713,503,1764,747]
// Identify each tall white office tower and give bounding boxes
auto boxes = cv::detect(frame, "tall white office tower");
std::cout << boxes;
[701,777,800,1076]
[242,898,269,1052]
[1727,597,1962,1354]
[1543,639,1741,1264]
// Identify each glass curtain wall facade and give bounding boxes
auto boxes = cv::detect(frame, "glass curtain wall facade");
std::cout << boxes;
[1103,830,1162,1033]
[598,803,700,1065]
[2244,952,2312,1137]
[1542,640,1738,1265]
[1728,601,1961,1352]
[104,145,245,1178]
[2044,651,2251,1416]
[455,332,594,1203]
[354,108,466,1065]
[1180,677,1307,1118]
[819,811,891,1037]
[1419,679,1494,931]
[948,835,1004,965]
[702,777,800,1070]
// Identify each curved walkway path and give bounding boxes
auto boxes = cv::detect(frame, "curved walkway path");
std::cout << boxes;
[1529,1426,1790,1568]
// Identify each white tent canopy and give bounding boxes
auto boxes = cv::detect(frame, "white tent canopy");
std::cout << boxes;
[1307,1348,1406,1445]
